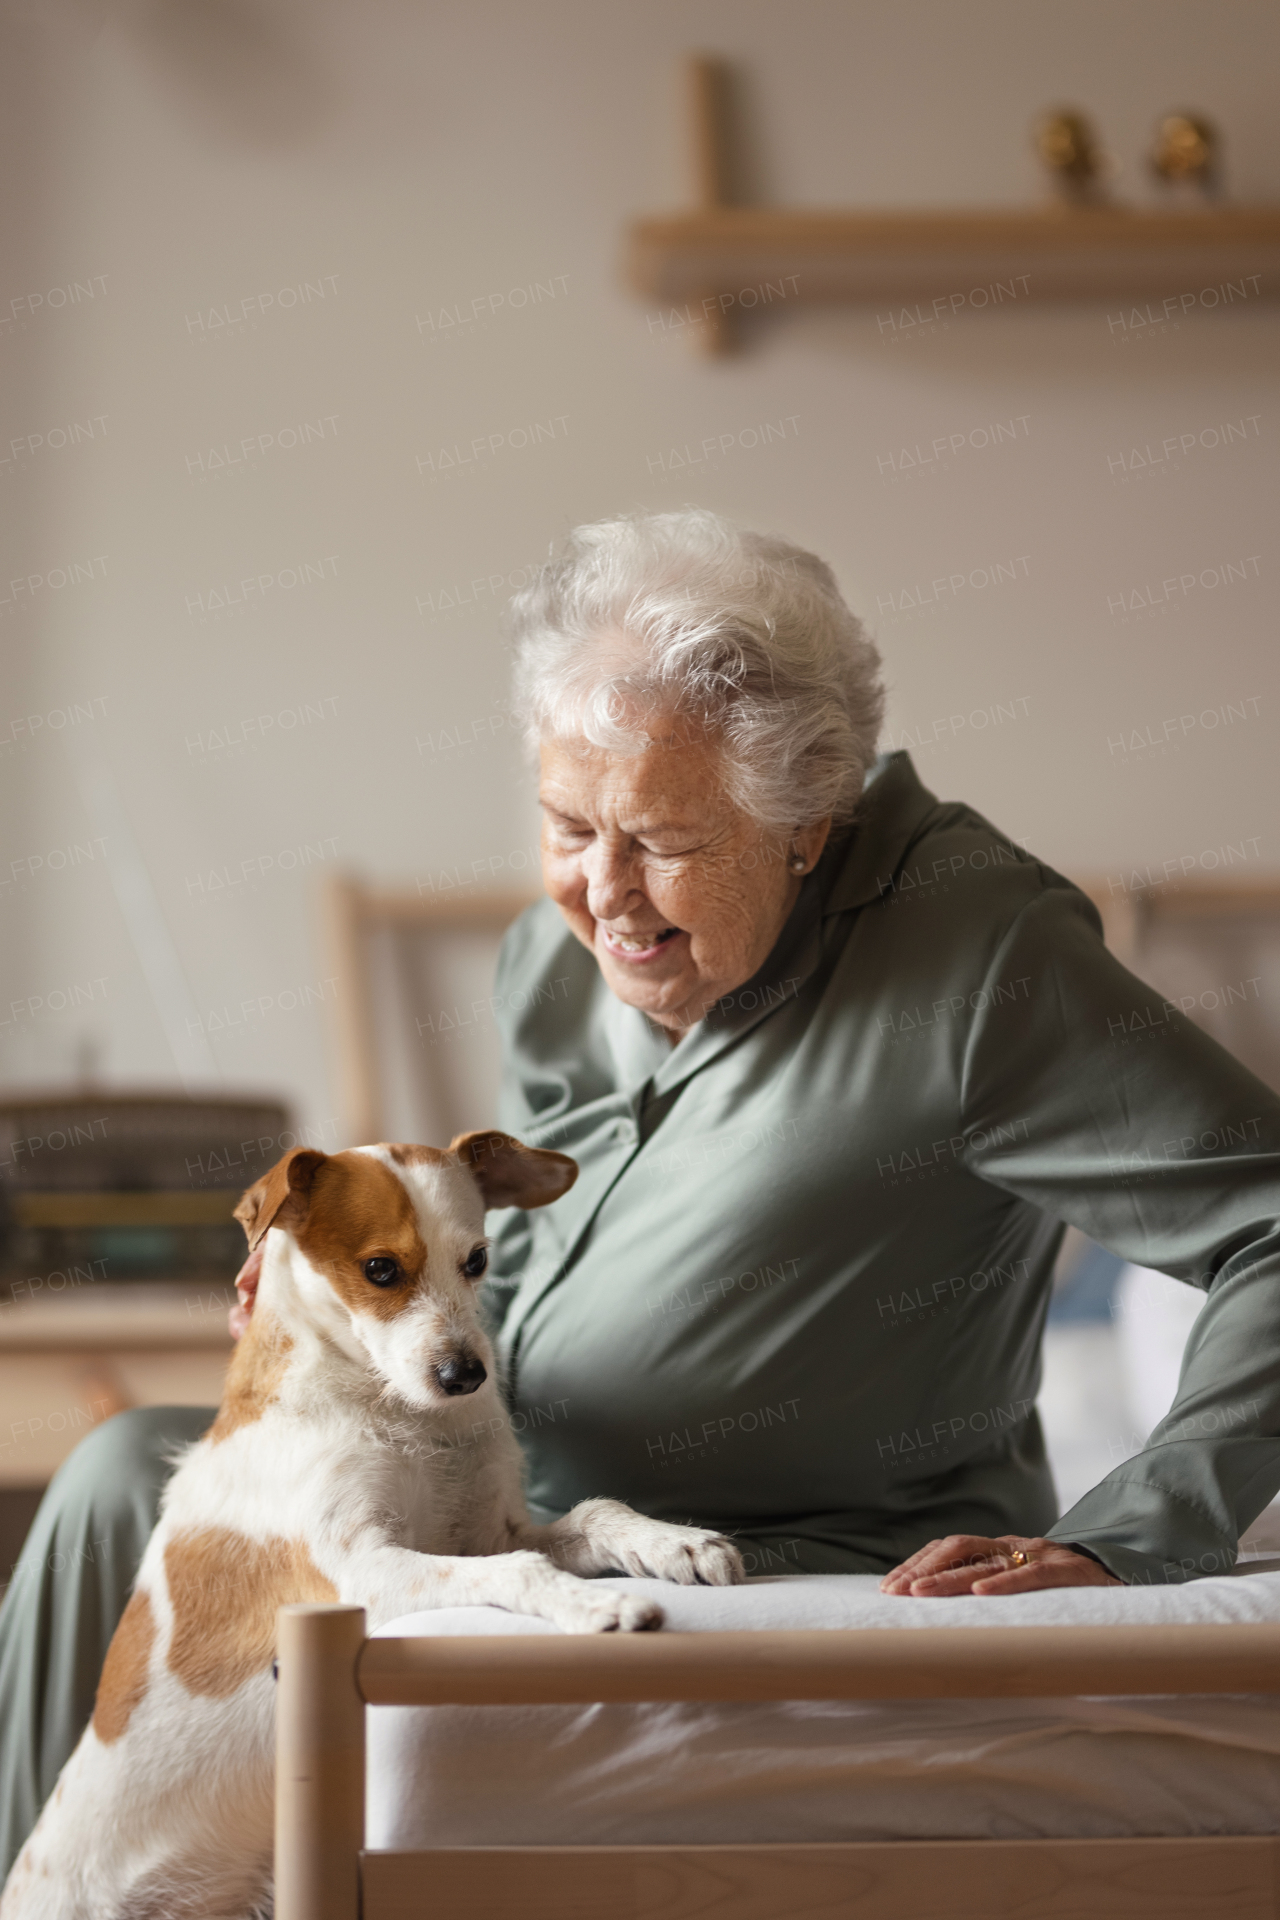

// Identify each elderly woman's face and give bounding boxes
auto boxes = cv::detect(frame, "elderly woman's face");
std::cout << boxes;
[539,726,828,1036]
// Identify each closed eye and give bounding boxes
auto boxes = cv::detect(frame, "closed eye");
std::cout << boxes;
[462,1245,488,1279]
[363,1256,401,1287]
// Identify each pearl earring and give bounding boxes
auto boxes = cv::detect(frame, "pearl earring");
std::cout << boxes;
[789,852,806,874]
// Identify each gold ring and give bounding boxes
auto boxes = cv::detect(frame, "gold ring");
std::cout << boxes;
[1009,1548,1031,1568]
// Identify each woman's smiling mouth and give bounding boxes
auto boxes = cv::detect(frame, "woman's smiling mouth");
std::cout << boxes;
[599,925,684,963]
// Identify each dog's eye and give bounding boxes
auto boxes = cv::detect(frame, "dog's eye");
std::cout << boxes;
[462,1245,488,1279]
[363,1257,401,1288]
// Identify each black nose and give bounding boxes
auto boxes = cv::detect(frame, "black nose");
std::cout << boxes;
[435,1354,487,1396]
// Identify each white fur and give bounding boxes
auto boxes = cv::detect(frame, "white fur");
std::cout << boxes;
[2,1146,742,1919]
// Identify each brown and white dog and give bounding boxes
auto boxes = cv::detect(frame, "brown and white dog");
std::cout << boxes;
[2,1132,742,1920]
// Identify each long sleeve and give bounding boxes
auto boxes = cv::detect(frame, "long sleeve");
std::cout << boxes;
[960,880,1280,1584]
[458,758,1280,1577]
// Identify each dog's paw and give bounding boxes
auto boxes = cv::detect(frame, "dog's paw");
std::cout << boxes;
[556,1584,665,1634]
[499,1552,665,1634]
[622,1522,746,1587]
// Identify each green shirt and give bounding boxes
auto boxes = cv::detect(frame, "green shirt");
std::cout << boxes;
[484,752,1280,1585]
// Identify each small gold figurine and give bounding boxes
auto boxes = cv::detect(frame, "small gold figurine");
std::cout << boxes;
[1150,113,1219,191]
[1033,109,1104,200]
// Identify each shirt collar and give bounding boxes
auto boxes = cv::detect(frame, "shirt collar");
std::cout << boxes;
[818,750,941,914]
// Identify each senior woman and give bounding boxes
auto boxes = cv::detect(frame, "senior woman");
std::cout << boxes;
[3,508,1280,1871]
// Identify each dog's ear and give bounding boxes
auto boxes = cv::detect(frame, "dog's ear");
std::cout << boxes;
[449,1130,578,1211]
[233,1148,327,1250]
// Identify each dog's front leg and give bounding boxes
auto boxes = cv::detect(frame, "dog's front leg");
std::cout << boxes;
[515,1499,745,1586]
[338,1541,663,1634]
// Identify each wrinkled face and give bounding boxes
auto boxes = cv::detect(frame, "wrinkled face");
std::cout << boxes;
[539,722,829,1035]
[236,1135,576,1412]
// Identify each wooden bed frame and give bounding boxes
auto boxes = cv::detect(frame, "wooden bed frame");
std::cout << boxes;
[299,876,1280,1913]
[273,1603,1280,1919]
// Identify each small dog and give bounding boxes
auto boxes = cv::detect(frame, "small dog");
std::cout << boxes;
[3,1132,743,1919]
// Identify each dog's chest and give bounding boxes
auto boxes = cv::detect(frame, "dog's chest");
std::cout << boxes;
[164,1395,519,1564]
[381,1410,518,1555]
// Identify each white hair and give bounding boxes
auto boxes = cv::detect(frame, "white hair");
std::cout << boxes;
[510,509,885,835]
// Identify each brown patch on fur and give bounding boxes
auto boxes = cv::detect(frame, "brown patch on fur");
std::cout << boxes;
[93,1588,155,1743]
[234,1147,327,1251]
[450,1129,578,1209]
[382,1142,450,1169]
[165,1529,337,1697]
[208,1311,294,1442]
[292,1150,427,1319]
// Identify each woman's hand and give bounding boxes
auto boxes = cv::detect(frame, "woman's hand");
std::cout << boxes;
[228,1245,263,1341]
[879,1533,1121,1596]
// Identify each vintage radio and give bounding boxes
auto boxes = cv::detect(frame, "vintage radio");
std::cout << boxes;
[0,1093,295,1293]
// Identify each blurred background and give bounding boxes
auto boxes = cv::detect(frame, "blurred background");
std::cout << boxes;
[1,0,1277,1564]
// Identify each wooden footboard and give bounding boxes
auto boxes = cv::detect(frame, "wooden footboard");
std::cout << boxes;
[273,1605,1280,1920]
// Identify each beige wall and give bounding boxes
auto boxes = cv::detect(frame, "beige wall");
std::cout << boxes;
[2,0,1277,1140]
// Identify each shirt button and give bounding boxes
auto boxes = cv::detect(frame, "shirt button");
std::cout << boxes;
[611,1120,636,1146]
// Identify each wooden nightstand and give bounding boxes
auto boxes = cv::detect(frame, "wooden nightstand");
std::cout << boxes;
[0,1282,233,1577]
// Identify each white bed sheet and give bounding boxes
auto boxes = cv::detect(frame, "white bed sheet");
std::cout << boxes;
[368,1573,1280,1847]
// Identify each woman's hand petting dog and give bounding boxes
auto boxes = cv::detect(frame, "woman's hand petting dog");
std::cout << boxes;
[228,1244,263,1340]
[879,1533,1121,1596]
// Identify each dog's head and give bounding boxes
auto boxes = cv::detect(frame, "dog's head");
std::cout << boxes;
[233,1131,576,1410]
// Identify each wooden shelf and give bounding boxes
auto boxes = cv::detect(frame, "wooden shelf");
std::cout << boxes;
[629,203,1280,308]
[0,1282,234,1350]
[628,60,1280,347]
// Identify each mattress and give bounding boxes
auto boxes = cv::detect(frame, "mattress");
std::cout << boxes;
[367,1571,1280,1847]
